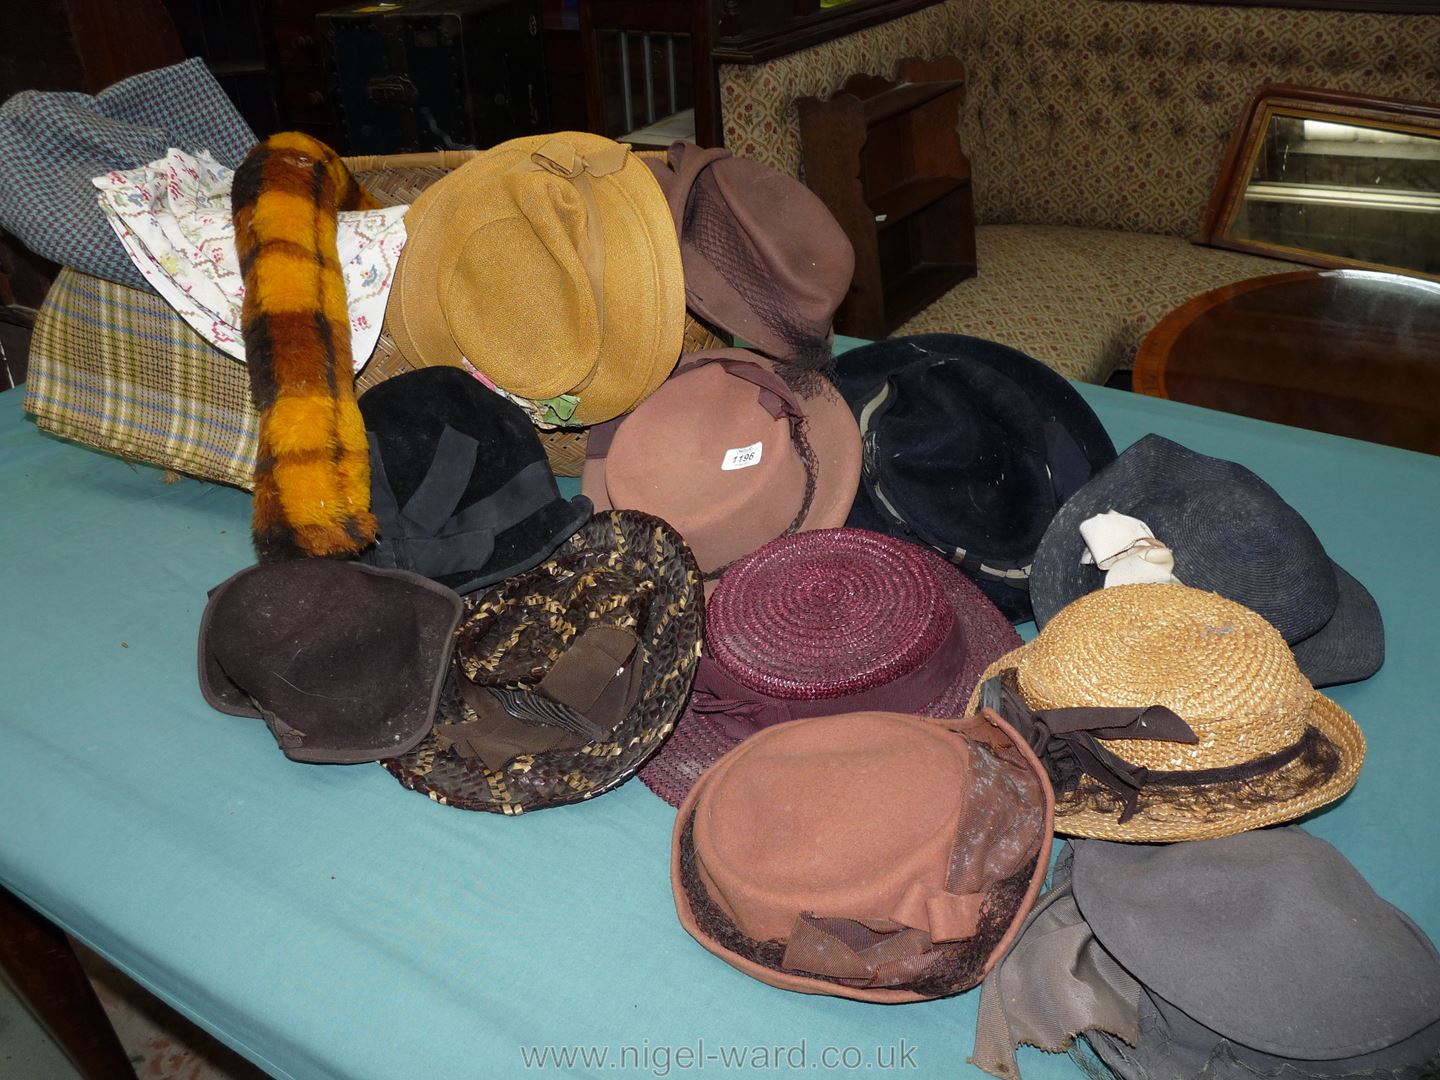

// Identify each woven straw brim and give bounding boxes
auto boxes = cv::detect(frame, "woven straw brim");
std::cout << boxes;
[966,644,1366,842]
[349,153,724,476]
[380,511,703,813]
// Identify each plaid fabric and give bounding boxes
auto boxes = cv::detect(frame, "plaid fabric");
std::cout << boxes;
[24,268,259,489]
[0,59,255,289]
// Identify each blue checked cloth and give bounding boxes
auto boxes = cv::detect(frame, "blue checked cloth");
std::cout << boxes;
[0,58,255,288]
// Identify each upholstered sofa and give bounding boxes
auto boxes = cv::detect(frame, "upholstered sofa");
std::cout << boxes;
[718,0,1440,382]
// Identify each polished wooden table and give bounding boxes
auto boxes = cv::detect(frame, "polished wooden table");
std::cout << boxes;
[1133,269,1440,455]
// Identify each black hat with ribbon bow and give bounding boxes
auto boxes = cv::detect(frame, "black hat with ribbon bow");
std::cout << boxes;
[358,367,593,595]
[833,334,1117,624]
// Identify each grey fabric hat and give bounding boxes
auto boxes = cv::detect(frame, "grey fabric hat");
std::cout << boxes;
[972,830,1440,1080]
[1028,434,1383,687]
[0,58,255,289]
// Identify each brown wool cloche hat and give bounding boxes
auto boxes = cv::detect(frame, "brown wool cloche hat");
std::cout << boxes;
[672,710,1055,1002]
[386,131,684,425]
[967,583,1366,842]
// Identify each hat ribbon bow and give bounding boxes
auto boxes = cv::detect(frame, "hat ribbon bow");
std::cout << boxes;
[1079,510,1182,588]
[366,426,564,579]
[782,884,988,987]
[980,676,1197,823]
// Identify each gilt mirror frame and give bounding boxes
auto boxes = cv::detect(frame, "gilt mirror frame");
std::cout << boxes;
[1196,84,1440,281]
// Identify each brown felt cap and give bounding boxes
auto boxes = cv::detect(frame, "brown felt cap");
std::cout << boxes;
[198,561,463,764]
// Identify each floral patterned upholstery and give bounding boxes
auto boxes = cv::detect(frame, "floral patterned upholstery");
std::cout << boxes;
[719,2,959,179]
[954,0,1440,237]
[718,0,1440,380]
[897,225,1304,383]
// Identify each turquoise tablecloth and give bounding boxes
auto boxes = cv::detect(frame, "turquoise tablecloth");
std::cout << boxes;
[2,353,1437,1080]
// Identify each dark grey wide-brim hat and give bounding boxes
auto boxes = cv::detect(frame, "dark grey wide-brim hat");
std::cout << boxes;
[971,829,1440,1080]
[1073,829,1440,1079]
[1028,434,1382,687]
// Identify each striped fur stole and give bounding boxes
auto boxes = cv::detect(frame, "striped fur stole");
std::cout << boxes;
[233,132,380,560]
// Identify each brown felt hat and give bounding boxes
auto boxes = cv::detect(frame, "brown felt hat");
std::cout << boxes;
[966,584,1366,842]
[644,141,853,375]
[386,132,684,425]
[672,711,1054,1002]
[582,349,860,586]
[198,561,463,764]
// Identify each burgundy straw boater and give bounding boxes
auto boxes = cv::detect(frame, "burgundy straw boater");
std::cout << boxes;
[640,528,1021,806]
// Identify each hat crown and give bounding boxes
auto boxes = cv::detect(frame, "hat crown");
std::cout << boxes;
[707,529,954,699]
[1127,458,1337,643]
[213,562,418,721]
[697,714,968,939]
[870,359,1056,559]
[1073,829,1440,1058]
[442,168,598,391]
[1019,584,1315,769]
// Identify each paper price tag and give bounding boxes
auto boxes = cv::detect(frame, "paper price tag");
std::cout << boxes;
[721,441,763,471]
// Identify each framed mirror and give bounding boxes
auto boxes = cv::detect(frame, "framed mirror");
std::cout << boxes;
[1196,85,1440,280]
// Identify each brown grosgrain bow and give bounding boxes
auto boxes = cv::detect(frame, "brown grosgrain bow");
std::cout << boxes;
[981,676,1197,822]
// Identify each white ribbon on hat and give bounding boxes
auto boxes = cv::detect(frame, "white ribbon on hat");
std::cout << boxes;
[1079,511,1183,588]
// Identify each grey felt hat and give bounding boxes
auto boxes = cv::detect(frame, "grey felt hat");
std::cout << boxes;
[972,829,1440,1080]
[1028,434,1383,687]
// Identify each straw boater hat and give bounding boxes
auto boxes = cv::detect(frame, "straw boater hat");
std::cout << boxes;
[382,510,702,814]
[1028,434,1383,688]
[386,132,684,425]
[639,528,1020,806]
[967,583,1365,842]
[582,349,860,587]
[672,711,1054,1002]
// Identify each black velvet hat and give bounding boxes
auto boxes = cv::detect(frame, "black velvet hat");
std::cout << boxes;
[198,560,464,763]
[358,367,593,595]
[1028,434,1384,687]
[834,334,1117,623]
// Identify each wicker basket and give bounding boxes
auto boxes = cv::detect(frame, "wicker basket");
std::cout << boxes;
[22,147,720,491]
[347,149,727,477]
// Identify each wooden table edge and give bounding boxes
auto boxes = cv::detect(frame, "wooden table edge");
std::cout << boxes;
[1132,269,1331,401]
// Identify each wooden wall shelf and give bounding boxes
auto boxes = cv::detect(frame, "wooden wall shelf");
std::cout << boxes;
[711,0,947,64]
[798,55,974,340]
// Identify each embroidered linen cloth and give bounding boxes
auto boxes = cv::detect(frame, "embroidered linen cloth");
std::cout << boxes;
[93,149,407,368]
